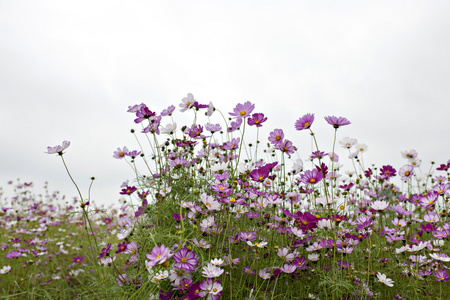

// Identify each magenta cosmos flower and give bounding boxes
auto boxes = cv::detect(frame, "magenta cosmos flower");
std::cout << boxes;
[379,165,396,180]
[295,113,315,131]
[324,116,351,128]
[247,113,267,127]
[46,141,70,155]
[275,139,295,156]
[173,247,199,272]
[300,169,323,185]
[229,101,255,119]
[434,268,449,282]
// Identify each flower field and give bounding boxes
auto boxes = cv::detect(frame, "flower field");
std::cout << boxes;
[1,94,450,299]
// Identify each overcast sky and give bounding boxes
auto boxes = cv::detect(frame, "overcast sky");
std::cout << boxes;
[1,1,450,207]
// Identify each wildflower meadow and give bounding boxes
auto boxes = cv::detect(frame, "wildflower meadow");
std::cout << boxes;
[1,94,450,299]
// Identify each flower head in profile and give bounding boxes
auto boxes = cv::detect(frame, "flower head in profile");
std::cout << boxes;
[146,244,174,267]
[275,139,295,156]
[46,141,70,155]
[376,272,394,287]
[370,200,389,211]
[180,93,195,112]
[295,113,314,131]
[247,113,267,127]
[229,101,255,119]
[202,263,224,278]
[324,116,351,129]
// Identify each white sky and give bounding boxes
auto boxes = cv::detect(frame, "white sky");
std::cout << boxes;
[1,1,450,206]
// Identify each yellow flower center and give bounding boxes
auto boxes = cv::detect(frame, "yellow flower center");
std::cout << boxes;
[310,178,316,183]
[240,111,246,116]
[405,171,410,176]
[181,258,187,263]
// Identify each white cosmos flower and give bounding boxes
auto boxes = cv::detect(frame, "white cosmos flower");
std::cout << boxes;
[376,272,394,287]
[307,253,320,261]
[160,123,177,134]
[430,253,450,262]
[370,200,389,211]
[0,265,11,274]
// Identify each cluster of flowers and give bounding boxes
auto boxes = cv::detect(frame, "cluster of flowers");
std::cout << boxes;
[44,94,450,299]
[0,180,122,295]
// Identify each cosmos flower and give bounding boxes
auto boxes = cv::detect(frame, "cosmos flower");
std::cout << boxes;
[275,139,295,156]
[249,164,271,182]
[324,116,351,128]
[202,263,224,278]
[46,141,70,155]
[199,278,223,299]
[229,101,255,119]
[376,272,394,287]
[434,269,449,282]
[370,200,389,211]
[379,165,397,180]
[146,244,174,267]
[247,113,267,127]
[0,266,11,274]
[160,105,175,116]
[113,146,129,159]
[399,165,414,181]
[180,93,195,112]
[134,105,156,123]
[173,248,199,272]
[268,128,284,145]
[73,256,84,263]
[295,113,314,131]
[339,137,357,149]
[300,169,323,185]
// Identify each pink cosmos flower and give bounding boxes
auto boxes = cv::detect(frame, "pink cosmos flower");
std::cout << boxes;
[295,113,314,131]
[161,105,175,116]
[268,129,284,145]
[113,146,129,159]
[399,165,414,181]
[275,139,295,156]
[173,248,199,272]
[46,141,70,155]
[146,244,174,267]
[324,116,351,128]
[229,101,255,119]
